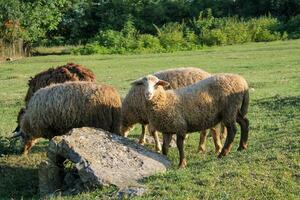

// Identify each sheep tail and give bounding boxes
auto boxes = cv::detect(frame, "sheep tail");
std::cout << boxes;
[240,90,249,117]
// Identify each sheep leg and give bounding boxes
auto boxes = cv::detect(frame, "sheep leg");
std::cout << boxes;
[210,128,222,154]
[176,134,187,168]
[148,124,161,152]
[138,124,146,145]
[236,114,249,151]
[22,139,37,155]
[162,133,172,156]
[220,123,227,141]
[218,123,237,158]
[198,130,208,153]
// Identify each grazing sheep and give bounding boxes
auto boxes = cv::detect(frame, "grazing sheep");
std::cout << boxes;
[14,81,121,154]
[132,74,249,168]
[121,67,225,153]
[14,63,96,133]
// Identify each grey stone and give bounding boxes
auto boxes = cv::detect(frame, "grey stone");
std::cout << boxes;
[39,127,171,197]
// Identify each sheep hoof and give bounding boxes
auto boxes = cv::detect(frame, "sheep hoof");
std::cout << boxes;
[198,148,206,154]
[218,149,228,158]
[155,147,162,153]
[21,150,29,155]
[178,159,187,169]
[237,144,247,151]
[215,147,222,154]
[138,139,145,145]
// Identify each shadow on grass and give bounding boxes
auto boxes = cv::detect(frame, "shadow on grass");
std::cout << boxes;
[253,95,300,111]
[0,164,39,199]
[0,136,48,155]
[31,51,70,56]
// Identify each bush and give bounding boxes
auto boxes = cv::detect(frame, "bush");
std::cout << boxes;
[202,29,227,46]
[282,15,300,39]
[71,43,109,55]
[248,16,285,42]
[155,23,187,51]
[194,14,286,46]
[137,34,164,53]
[71,12,289,55]
[93,30,124,48]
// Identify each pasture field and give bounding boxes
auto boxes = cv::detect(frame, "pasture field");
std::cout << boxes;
[0,40,299,199]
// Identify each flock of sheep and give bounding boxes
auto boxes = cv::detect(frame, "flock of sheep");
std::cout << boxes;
[11,63,249,168]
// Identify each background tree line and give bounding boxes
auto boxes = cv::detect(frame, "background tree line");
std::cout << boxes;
[1,0,300,54]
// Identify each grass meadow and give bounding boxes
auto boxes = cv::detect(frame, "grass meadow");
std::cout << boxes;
[0,40,299,199]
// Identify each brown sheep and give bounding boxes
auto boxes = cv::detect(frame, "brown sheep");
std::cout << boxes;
[15,81,121,154]
[13,63,96,133]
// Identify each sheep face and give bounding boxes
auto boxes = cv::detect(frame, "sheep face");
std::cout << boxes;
[120,124,134,137]
[11,129,32,154]
[13,107,26,135]
[131,75,170,100]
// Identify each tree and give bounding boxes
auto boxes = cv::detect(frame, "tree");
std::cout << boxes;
[0,0,68,45]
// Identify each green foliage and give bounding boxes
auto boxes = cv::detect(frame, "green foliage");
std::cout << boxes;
[71,43,109,55]
[72,13,289,55]
[282,15,300,39]
[194,13,286,46]
[0,0,67,45]
[93,30,124,49]
[51,0,300,43]
[136,34,164,53]
[248,17,285,42]
[155,23,186,51]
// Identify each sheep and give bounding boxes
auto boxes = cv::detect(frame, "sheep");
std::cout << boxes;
[13,63,96,134]
[132,74,249,168]
[121,67,225,153]
[13,81,121,154]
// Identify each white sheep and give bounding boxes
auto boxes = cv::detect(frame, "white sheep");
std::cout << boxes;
[132,74,249,168]
[121,67,225,153]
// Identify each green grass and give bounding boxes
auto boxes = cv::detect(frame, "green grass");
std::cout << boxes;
[0,40,300,199]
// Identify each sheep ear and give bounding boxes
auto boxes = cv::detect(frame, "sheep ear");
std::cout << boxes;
[131,78,144,86]
[156,80,170,89]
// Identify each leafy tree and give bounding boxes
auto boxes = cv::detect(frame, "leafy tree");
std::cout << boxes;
[0,0,67,45]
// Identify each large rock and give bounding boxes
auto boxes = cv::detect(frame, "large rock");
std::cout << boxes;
[39,127,171,196]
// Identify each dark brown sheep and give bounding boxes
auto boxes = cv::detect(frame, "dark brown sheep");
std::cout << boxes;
[24,62,96,104]
[14,63,96,133]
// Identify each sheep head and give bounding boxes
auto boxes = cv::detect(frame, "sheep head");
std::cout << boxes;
[12,113,35,154]
[131,75,170,100]
[12,107,26,137]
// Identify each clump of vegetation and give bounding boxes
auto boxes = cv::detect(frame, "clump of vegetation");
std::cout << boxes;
[72,12,287,55]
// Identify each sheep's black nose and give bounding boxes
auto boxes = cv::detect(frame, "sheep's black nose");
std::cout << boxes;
[12,126,20,133]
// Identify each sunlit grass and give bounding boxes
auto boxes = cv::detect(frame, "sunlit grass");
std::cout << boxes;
[0,40,299,199]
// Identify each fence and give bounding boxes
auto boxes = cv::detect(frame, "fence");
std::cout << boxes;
[0,39,26,60]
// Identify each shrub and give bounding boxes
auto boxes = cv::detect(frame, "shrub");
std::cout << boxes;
[155,23,186,51]
[248,16,284,42]
[194,14,286,46]
[71,43,109,55]
[283,15,300,39]
[71,12,289,55]
[93,30,124,48]
[202,29,227,46]
[221,18,251,44]
[137,34,164,53]
[191,8,214,36]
